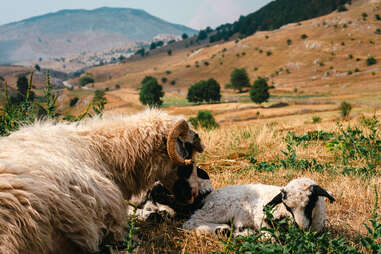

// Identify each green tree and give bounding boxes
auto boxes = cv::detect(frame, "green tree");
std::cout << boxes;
[187,79,221,103]
[182,33,189,40]
[149,42,156,50]
[139,76,164,107]
[230,68,250,92]
[79,75,94,87]
[250,77,270,104]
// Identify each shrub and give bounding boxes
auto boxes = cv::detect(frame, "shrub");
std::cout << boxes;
[266,51,272,56]
[115,84,120,89]
[339,101,352,118]
[230,68,250,92]
[79,75,94,87]
[165,70,171,75]
[337,5,347,12]
[348,54,353,59]
[69,97,79,107]
[366,56,377,66]
[376,14,381,21]
[187,78,221,103]
[250,78,270,104]
[139,76,164,107]
[286,39,292,45]
[167,49,172,56]
[300,34,308,39]
[170,80,176,86]
[188,110,218,130]
[312,116,321,123]
[161,77,167,83]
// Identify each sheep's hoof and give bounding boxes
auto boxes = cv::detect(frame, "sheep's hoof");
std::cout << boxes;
[215,227,231,236]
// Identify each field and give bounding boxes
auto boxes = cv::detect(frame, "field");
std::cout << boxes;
[0,0,380,253]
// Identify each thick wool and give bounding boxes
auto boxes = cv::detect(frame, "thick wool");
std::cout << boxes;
[183,178,333,235]
[0,109,196,254]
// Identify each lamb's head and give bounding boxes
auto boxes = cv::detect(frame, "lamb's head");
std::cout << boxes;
[161,120,204,204]
[265,178,335,232]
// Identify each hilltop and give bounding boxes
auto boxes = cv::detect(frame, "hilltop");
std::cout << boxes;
[0,7,196,64]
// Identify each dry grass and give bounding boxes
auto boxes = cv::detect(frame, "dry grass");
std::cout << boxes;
[125,111,380,253]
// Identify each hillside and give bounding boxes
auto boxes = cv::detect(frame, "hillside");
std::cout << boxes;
[0,7,196,64]
[61,0,379,121]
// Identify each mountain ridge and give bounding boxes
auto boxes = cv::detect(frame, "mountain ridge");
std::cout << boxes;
[0,7,197,64]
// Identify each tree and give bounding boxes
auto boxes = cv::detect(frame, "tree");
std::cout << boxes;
[187,79,221,103]
[149,42,157,50]
[189,110,219,130]
[250,77,270,104]
[34,64,41,72]
[79,75,94,87]
[230,68,250,92]
[139,76,164,107]
[182,33,189,40]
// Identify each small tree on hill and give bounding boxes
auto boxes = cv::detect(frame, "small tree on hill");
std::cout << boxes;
[187,79,221,103]
[230,68,250,92]
[79,75,94,87]
[11,75,35,104]
[139,76,164,107]
[189,110,218,130]
[182,33,189,40]
[250,77,270,104]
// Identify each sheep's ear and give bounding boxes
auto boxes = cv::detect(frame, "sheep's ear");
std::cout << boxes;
[311,185,335,203]
[197,167,210,179]
[264,192,283,209]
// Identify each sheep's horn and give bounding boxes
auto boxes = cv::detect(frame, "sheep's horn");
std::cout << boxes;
[311,185,335,203]
[167,120,191,165]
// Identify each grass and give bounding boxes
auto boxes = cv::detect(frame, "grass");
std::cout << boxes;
[162,95,193,107]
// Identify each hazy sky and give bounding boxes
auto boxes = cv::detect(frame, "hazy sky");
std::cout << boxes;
[0,0,272,29]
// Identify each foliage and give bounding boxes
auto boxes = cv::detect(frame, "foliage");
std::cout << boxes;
[249,78,270,104]
[217,206,367,254]
[189,110,219,130]
[285,130,334,146]
[79,75,94,87]
[339,101,352,118]
[312,116,321,123]
[230,68,250,92]
[139,76,164,107]
[182,33,188,40]
[326,116,380,175]
[366,56,377,66]
[135,48,145,57]
[187,78,221,103]
[301,34,308,39]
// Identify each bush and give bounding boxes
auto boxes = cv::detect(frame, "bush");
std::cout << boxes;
[230,68,250,92]
[250,78,270,104]
[286,39,292,45]
[79,75,94,87]
[312,116,321,123]
[339,101,352,118]
[187,78,221,103]
[161,77,167,83]
[188,110,218,130]
[69,97,79,107]
[167,49,172,56]
[139,76,164,107]
[115,84,120,89]
[170,80,176,86]
[366,56,377,66]
[300,34,308,39]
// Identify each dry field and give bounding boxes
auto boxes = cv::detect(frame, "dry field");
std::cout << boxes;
[128,111,380,253]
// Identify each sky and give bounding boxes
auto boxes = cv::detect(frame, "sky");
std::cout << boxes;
[0,0,272,29]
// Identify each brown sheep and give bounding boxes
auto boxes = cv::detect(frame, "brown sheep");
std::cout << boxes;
[0,109,204,254]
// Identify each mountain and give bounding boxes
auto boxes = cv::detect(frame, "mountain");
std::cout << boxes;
[0,7,197,64]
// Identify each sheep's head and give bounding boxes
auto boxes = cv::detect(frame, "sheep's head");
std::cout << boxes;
[163,120,205,204]
[265,178,335,232]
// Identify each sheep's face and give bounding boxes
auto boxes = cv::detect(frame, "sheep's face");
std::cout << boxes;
[265,178,335,231]
[163,120,205,204]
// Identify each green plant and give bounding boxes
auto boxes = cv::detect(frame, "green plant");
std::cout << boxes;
[189,110,218,130]
[301,34,308,39]
[79,75,94,87]
[187,79,221,103]
[139,76,164,107]
[312,116,322,123]
[366,56,377,66]
[266,51,272,56]
[250,78,270,104]
[161,77,167,83]
[115,84,120,89]
[287,39,292,45]
[230,68,250,93]
[339,101,352,118]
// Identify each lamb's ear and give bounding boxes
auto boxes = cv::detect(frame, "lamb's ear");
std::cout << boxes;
[197,167,210,179]
[311,185,335,203]
[264,192,283,210]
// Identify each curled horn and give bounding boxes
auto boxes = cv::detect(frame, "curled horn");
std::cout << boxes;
[264,192,283,211]
[311,185,335,203]
[167,120,192,165]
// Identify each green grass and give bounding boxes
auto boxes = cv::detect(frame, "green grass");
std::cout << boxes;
[162,95,194,107]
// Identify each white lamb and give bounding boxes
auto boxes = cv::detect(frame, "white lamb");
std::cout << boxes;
[183,177,335,235]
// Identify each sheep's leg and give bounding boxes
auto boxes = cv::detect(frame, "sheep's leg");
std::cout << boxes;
[184,222,231,236]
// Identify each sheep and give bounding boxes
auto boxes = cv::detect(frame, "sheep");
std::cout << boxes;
[182,177,335,236]
[0,109,204,254]
[129,166,213,222]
